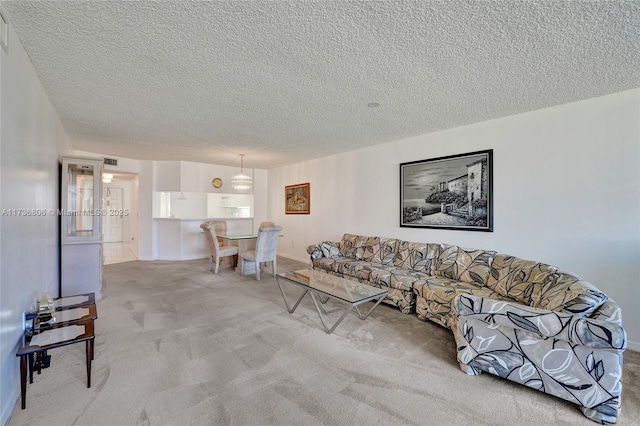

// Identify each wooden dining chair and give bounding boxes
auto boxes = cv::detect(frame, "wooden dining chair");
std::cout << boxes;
[200,223,238,274]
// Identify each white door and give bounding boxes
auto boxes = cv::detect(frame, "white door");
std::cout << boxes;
[104,186,124,242]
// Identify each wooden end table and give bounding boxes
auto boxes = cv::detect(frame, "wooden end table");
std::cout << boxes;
[16,319,95,409]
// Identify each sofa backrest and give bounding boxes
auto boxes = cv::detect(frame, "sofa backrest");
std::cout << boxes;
[432,244,496,287]
[340,233,400,264]
[535,271,608,317]
[361,236,380,262]
[378,238,399,265]
[394,241,440,274]
[340,233,368,259]
[487,254,608,316]
[486,254,558,304]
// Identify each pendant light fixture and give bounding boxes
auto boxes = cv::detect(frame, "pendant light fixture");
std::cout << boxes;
[231,154,252,191]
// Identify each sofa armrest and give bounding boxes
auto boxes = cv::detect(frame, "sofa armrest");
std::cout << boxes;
[306,241,342,260]
[590,298,623,325]
[454,294,626,350]
[306,244,324,259]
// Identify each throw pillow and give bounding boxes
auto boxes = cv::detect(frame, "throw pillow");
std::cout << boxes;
[321,242,343,259]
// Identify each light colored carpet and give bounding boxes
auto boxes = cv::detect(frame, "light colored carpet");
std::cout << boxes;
[8,257,639,426]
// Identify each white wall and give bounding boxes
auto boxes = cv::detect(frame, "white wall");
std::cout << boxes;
[0,19,69,425]
[268,89,640,350]
[138,161,155,260]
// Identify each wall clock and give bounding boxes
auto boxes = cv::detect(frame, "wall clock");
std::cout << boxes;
[212,178,223,188]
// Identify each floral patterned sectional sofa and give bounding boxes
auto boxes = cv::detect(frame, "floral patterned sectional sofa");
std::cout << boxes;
[307,233,627,424]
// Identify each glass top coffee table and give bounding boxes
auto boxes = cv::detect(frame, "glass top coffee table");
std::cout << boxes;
[275,269,388,334]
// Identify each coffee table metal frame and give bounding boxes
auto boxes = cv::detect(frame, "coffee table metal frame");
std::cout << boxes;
[275,269,388,334]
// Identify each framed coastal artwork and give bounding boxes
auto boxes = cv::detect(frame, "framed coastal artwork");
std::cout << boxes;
[400,150,493,231]
[285,182,310,214]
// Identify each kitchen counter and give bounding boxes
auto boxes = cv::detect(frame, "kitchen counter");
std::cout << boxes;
[152,217,254,260]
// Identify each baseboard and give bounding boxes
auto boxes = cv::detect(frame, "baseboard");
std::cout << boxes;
[153,255,208,261]
[276,252,311,265]
[627,340,640,352]
[1,387,18,426]
[139,253,306,264]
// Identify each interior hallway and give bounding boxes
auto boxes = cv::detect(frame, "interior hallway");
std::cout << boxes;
[103,242,137,265]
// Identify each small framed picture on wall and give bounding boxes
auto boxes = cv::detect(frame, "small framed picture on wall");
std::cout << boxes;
[285,182,310,214]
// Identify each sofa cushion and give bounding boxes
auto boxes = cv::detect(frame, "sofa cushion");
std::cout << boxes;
[394,241,440,274]
[349,262,391,282]
[368,265,399,289]
[413,276,512,329]
[369,265,436,291]
[487,254,560,305]
[378,238,399,265]
[487,255,608,316]
[534,271,608,317]
[333,259,374,280]
[366,267,431,292]
[312,257,379,282]
[414,276,506,302]
[387,269,432,292]
[312,257,341,273]
[362,236,381,262]
[340,234,368,259]
[432,244,496,286]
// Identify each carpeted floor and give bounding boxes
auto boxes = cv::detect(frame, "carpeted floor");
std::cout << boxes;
[8,257,640,426]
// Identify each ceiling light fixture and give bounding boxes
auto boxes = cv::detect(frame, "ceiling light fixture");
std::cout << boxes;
[231,154,252,191]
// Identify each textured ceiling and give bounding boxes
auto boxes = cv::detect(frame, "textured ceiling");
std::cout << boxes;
[2,1,639,169]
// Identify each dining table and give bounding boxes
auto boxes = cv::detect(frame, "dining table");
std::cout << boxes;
[219,234,258,274]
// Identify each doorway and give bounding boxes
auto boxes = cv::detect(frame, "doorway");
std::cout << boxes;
[104,186,124,242]
[102,171,139,264]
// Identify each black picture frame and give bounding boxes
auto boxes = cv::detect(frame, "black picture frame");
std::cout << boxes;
[400,149,493,231]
